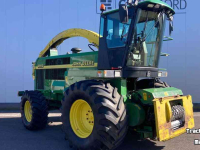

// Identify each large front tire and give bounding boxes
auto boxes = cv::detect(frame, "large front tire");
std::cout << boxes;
[61,81,128,150]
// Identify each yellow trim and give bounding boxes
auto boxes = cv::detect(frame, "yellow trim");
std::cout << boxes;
[164,92,169,96]
[35,63,98,70]
[143,93,147,100]
[70,99,94,138]
[24,100,32,123]
[39,28,99,57]
[32,63,35,80]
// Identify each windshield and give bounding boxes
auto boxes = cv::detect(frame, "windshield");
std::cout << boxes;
[127,9,166,67]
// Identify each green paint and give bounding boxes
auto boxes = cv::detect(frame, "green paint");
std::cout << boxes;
[133,87,183,105]
[109,79,128,102]
[35,51,98,64]
[137,126,153,139]
[139,0,174,13]
[67,76,86,87]
[44,80,51,90]
[120,80,128,102]
[51,90,63,101]
[35,58,46,65]
[52,81,65,87]
[126,103,145,126]
[42,90,51,100]
[32,51,99,104]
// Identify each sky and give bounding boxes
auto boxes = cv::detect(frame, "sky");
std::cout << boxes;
[0,0,200,103]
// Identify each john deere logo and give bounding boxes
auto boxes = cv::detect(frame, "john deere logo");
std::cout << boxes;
[72,61,94,67]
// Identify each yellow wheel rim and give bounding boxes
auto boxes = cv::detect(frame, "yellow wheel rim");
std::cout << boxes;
[70,99,94,138]
[24,100,32,123]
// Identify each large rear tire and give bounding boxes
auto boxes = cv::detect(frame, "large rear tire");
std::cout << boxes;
[61,80,128,150]
[20,91,48,130]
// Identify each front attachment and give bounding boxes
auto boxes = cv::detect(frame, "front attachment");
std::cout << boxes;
[153,95,194,141]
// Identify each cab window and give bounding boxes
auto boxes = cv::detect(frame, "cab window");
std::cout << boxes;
[106,12,131,48]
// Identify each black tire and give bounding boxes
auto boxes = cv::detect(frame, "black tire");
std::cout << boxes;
[136,78,170,90]
[61,80,128,150]
[20,90,48,130]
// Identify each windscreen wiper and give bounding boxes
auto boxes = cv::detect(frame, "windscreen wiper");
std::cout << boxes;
[142,11,164,42]
[141,11,149,38]
[121,25,126,41]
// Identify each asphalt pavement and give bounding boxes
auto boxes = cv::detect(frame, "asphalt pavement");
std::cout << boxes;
[0,110,200,150]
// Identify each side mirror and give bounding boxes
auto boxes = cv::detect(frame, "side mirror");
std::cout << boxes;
[119,0,129,23]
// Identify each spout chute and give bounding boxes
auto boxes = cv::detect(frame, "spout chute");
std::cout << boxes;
[39,28,99,57]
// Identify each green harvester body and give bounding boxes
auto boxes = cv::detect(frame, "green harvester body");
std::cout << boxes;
[18,0,194,143]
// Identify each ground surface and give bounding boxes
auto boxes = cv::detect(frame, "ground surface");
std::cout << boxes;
[0,110,200,150]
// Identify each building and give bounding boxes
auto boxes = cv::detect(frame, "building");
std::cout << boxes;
[0,0,198,103]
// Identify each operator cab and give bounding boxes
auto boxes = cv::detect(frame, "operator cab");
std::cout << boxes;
[98,0,175,78]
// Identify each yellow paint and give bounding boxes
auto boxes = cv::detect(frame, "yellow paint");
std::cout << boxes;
[32,63,35,80]
[153,95,195,141]
[24,100,32,123]
[164,92,169,96]
[135,104,141,110]
[35,63,98,70]
[39,28,99,57]
[165,102,172,122]
[70,99,94,138]
[143,93,147,100]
